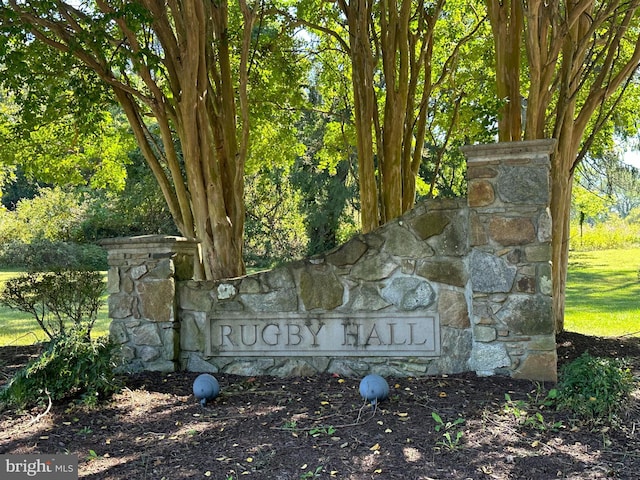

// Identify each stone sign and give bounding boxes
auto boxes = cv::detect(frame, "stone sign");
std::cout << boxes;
[205,312,440,357]
[101,140,558,382]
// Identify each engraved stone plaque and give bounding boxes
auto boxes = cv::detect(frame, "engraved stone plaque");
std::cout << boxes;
[205,311,440,357]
